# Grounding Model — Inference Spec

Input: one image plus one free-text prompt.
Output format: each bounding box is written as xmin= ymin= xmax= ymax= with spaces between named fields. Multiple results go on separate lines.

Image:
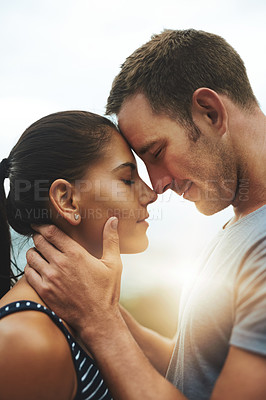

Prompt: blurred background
xmin=1 ymin=0 xmax=265 ymax=337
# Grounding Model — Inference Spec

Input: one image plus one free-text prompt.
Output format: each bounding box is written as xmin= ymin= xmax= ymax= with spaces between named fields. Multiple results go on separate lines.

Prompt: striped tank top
xmin=0 ymin=300 xmax=113 ymax=400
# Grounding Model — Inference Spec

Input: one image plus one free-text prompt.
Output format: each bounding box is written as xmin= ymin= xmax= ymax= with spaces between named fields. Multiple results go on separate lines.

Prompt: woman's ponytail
xmin=0 ymin=158 xmax=11 ymax=298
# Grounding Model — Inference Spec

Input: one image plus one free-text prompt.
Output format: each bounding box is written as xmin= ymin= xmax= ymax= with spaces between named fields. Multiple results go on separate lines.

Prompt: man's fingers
xmin=33 ymin=233 xmax=57 ymax=262
xmin=32 ymin=224 xmax=79 ymax=254
xmin=24 ymin=263 xmax=44 ymax=293
xmin=26 ymin=247 xmax=49 ymax=275
xmin=101 ymin=217 xmax=121 ymax=268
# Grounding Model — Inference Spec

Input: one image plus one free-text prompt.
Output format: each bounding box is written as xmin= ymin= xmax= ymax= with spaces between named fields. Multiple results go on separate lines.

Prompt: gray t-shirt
xmin=166 ymin=205 xmax=266 ymax=400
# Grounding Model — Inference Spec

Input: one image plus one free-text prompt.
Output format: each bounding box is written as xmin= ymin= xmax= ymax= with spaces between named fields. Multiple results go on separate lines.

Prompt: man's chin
xmin=194 ymin=200 xmax=231 ymax=216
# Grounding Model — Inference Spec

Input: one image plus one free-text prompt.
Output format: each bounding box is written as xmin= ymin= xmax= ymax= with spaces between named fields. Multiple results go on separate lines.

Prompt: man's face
xmin=118 ymin=93 xmax=237 ymax=215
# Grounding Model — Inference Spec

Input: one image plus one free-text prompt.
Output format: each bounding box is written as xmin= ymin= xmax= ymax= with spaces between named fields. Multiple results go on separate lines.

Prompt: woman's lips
xmin=137 ymin=213 xmax=149 ymax=223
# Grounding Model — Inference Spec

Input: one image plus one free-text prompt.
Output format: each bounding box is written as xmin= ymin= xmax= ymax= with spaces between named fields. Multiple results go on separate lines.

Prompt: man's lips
xmin=182 ymin=181 xmax=193 ymax=196
xmin=170 ymin=180 xmax=193 ymax=196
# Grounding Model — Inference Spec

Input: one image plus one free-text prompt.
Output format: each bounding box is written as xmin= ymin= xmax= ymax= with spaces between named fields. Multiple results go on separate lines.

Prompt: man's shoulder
xmin=217 ymin=205 xmax=266 ymax=258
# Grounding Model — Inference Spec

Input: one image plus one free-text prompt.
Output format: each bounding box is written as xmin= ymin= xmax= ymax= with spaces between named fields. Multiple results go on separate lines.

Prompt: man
xmin=25 ymin=29 xmax=266 ymax=399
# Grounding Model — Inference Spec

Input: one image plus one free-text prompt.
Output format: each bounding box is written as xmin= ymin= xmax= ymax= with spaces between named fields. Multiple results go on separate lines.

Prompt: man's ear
xmin=49 ymin=179 xmax=80 ymax=226
xmin=191 ymin=88 xmax=228 ymax=137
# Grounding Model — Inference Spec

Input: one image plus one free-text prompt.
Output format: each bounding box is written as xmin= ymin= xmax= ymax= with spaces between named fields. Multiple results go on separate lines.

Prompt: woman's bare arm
xmin=0 ymin=311 xmax=77 ymax=400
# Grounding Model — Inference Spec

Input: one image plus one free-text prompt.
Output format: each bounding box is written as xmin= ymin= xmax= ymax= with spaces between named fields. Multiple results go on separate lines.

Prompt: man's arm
xmin=212 ymin=346 xmax=266 ymax=400
xmin=79 ymin=313 xmax=266 ymax=400
xmin=25 ymin=221 xmax=266 ymax=400
xmin=119 ymin=304 xmax=175 ymax=376
xmin=78 ymin=309 xmax=185 ymax=400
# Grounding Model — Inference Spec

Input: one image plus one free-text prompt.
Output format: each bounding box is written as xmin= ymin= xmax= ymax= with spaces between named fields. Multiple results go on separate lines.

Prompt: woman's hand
xmin=25 ymin=217 xmax=122 ymax=340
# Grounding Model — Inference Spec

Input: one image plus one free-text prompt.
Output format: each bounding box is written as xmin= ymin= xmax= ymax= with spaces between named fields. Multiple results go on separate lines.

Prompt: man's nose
xmin=146 ymin=163 xmax=174 ymax=194
xmin=149 ymin=172 xmax=173 ymax=194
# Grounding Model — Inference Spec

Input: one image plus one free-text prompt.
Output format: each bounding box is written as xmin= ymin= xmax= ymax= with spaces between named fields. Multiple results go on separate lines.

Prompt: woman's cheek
xmin=117 ymin=217 xmax=131 ymax=236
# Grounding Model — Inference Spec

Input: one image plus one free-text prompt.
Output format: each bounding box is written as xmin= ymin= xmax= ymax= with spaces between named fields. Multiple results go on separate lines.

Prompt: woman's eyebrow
xmin=112 ymin=162 xmax=137 ymax=172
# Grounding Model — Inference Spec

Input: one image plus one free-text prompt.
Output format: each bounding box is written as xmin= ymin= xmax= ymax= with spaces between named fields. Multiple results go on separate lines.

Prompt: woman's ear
xmin=191 ymin=88 xmax=228 ymax=137
xmin=49 ymin=179 xmax=80 ymax=226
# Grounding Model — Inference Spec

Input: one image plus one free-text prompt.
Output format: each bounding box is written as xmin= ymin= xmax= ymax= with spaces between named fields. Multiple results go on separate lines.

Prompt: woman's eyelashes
xmin=122 ymin=179 xmax=135 ymax=186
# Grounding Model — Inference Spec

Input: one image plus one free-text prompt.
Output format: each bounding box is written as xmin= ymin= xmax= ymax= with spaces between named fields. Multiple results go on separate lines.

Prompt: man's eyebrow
xmin=112 ymin=162 xmax=137 ymax=172
xmin=138 ymin=140 xmax=158 ymax=155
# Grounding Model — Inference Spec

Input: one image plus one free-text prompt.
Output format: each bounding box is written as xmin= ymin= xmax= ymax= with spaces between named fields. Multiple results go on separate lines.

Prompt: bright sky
xmin=1 ymin=0 xmax=265 ymax=296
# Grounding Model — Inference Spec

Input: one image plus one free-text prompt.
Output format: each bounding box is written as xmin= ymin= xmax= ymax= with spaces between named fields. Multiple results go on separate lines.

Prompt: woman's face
xmin=73 ymin=129 xmax=157 ymax=257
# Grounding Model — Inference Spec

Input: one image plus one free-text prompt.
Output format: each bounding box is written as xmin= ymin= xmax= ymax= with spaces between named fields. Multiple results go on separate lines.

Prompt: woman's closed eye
xmin=122 ymin=179 xmax=135 ymax=186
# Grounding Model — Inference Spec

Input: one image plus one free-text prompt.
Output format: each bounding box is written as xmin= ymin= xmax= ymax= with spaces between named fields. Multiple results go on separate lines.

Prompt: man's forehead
xmin=118 ymin=93 xmax=152 ymax=116
xmin=117 ymin=93 xmax=155 ymax=130
xmin=118 ymin=123 xmax=158 ymax=155
xmin=117 ymin=94 xmax=161 ymax=153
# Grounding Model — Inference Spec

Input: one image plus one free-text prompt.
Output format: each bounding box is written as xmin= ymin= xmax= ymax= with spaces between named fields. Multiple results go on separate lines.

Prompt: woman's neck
xmin=0 ymin=275 xmax=46 ymax=308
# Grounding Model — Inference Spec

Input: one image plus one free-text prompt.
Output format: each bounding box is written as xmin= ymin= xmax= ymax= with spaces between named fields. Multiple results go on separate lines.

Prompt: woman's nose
xmin=139 ymin=181 xmax=158 ymax=206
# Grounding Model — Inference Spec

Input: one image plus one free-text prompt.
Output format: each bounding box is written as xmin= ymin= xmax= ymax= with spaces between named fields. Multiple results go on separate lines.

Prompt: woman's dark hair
xmin=0 ymin=111 xmax=116 ymax=298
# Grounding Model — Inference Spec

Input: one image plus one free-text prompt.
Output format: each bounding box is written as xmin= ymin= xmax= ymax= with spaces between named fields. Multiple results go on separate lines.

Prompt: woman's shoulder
xmin=0 ymin=302 xmax=77 ymax=400
xmin=0 ymin=300 xmax=69 ymax=342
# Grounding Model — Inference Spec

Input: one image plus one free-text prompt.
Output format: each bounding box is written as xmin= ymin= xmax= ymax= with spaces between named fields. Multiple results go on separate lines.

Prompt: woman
xmin=0 ymin=111 xmax=157 ymax=400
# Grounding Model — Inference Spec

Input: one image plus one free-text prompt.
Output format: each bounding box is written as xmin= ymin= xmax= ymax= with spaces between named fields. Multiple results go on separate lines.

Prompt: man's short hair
xmin=106 ymin=29 xmax=258 ymax=136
